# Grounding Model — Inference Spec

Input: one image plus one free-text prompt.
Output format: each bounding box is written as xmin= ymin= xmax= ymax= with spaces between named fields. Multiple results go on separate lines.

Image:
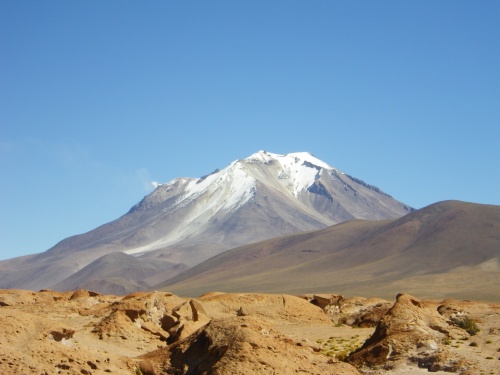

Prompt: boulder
xmin=167 ymin=300 xmax=210 ymax=343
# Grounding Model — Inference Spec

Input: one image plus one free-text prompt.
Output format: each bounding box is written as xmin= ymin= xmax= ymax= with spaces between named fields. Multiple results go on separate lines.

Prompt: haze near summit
xmin=1 ymin=1 xmax=499 ymax=260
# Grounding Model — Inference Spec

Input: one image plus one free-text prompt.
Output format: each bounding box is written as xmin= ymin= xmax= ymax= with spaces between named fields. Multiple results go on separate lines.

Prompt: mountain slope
xmin=0 ymin=151 xmax=411 ymax=292
xmin=158 ymin=201 xmax=500 ymax=301
xmin=50 ymin=252 xmax=188 ymax=295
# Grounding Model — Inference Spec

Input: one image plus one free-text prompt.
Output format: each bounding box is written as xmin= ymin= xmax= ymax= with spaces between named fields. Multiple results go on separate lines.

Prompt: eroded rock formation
xmin=0 ymin=289 xmax=498 ymax=375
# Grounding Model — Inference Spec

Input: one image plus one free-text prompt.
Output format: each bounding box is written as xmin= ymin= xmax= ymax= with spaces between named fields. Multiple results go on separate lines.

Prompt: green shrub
xmin=451 ymin=316 xmax=480 ymax=336
xmin=336 ymin=350 xmax=350 ymax=361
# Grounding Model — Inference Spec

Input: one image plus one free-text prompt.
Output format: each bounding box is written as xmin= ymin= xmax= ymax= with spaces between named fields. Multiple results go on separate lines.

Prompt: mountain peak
xmin=244 ymin=150 xmax=276 ymax=164
xmin=244 ymin=151 xmax=333 ymax=170
xmin=133 ymin=150 xmax=405 ymax=221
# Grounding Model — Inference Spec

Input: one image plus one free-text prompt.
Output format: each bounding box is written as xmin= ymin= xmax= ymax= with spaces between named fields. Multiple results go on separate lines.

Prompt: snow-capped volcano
xmin=123 ymin=150 xmax=411 ymax=257
xmin=0 ymin=151 xmax=412 ymax=293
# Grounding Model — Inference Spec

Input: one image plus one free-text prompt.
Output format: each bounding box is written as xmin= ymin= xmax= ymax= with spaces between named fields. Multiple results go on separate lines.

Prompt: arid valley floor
xmin=0 ymin=289 xmax=498 ymax=375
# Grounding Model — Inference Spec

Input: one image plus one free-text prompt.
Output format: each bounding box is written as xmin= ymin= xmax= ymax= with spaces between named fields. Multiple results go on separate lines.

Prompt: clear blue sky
xmin=1 ymin=1 xmax=499 ymax=260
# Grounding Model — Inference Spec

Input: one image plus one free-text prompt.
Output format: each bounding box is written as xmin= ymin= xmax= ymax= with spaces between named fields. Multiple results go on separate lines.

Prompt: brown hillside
xmin=158 ymin=201 xmax=500 ymax=301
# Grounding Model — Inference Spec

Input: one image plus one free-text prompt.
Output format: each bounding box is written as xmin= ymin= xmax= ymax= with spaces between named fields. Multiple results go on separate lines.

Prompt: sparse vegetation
xmin=236 ymin=306 xmax=246 ymax=316
xmin=451 ymin=316 xmax=480 ymax=336
xmin=319 ymin=335 xmax=364 ymax=361
xmin=469 ymin=341 xmax=478 ymax=347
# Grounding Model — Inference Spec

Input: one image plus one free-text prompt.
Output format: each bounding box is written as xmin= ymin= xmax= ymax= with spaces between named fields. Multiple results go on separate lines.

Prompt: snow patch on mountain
xmin=275 ymin=155 xmax=321 ymax=197
xmin=284 ymin=152 xmax=332 ymax=169
xmin=246 ymin=150 xmax=274 ymax=164
xmin=243 ymin=151 xmax=338 ymax=198
xmin=220 ymin=162 xmax=256 ymax=211
xmin=176 ymin=160 xmax=256 ymax=211
xmin=245 ymin=150 xmax=332 ymax=170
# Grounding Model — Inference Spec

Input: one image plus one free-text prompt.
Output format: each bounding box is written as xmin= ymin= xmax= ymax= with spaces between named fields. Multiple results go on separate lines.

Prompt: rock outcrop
xmin=347 ymin=294 xmax=487 ymax=373
xmin=141 ymin=316 xmax=362 ymax=375
xmin=305 ymin=294 xmax=392 ymax=327
xmin=163 ymin=299 xmax=210 ymax=343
